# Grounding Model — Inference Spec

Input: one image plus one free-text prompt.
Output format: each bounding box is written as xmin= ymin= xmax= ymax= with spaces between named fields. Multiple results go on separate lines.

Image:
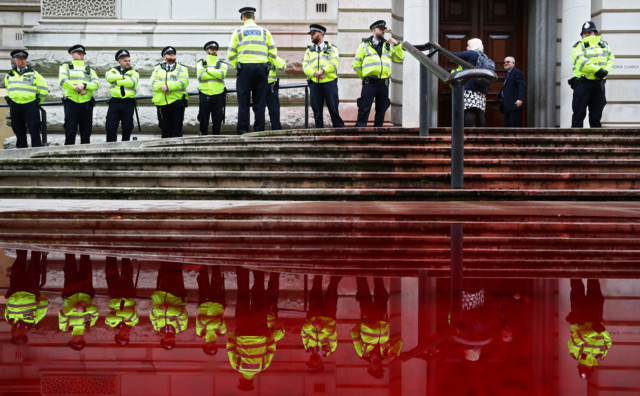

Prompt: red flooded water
xmin=1 ymin=251 xmax=637 ymax=396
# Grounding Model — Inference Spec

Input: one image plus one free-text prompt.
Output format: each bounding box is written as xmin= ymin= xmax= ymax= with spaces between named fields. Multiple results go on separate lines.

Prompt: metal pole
xmin=449 ymin=223 xmax=463 ymax=328
xmin=419 ymin=66 xmax=430 ymax=136
xmin=451 ymin=82 xmax=465 ymax=189
xmin=304 ymin=86 xmax=309 ymax=129
xmin=39 ymin=106 xmax=48 ymax=146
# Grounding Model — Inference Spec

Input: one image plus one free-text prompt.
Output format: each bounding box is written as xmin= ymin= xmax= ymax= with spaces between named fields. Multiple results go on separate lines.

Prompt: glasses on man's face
xmin=504 ymin=61 xmax=512 ymax=64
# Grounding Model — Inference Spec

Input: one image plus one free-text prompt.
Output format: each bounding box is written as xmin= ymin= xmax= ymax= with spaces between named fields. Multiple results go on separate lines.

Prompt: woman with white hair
xmin=453 ymin=38 xmax=489 ymax=127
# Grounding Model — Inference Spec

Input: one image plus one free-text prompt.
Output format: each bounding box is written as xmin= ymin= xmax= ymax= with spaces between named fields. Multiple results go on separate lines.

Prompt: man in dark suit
xmin=499 ymin=56 xmax=526 ymax=127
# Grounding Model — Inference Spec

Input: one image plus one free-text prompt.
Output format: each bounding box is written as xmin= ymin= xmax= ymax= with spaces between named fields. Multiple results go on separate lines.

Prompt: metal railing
xmin=1 ymin=83 xmax=311 ymax=144
xmin=403 ymin=41 xmax=498 ymax=189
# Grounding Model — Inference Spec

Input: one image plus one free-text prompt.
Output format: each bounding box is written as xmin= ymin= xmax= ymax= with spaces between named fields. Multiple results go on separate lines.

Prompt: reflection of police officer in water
xmin=570 ymin=21 xmax=615 ymax=128
xmin=104 ymin=256 xmax=139 ymax=346
xmin=566 ymin=279 xmax=612 ymax=379
xmin=150 ymin=262 xmax=188 ymax=350
xmin=196 ymin=265 xmax=227 ymax=355
xmin=59 ymin=254 xmax=98 ymax=350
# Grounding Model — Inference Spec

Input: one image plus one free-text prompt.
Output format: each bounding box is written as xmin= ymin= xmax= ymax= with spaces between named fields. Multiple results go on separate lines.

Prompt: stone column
xmin=559 ymin=0 xmax=590 ymax=127
xmin=400 ymin=0 xmax=430 ymax=127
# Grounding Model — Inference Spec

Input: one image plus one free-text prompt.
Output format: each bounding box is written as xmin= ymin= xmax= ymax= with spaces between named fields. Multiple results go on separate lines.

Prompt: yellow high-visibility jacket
xmin=301 ymin=315 xmax=337 ymax=356
xmin=303 ymin=43 xmax=339 ymax=83
xmin=571 ymin=35 xmax=614 ymax=80
xmin=58 ymin=293 xmax=99 ymax=336
xmin=150 ymin=63 xmax=189 ymax=106
xmin=105 ymin=297 xmax=139 ymax=328
xmin=353 ymin=38 xmax=404 ymax=80
xmin=4 ymin=291 xmax=48 ymax=325
xmin=197 ymin=55 xmax=228 ymax=96
xmin=58 ymin=60 xmax=99 ymax=103
xmin=149 ymin=291 xmax=188 ymax=333
xmin=568 ymin=323 xmax=612 ymax=366
xmin=105 ymin=66 xmax=139 ymax=99
xmin=4 ymin=67 xmax=48 ymax=104
xmin=227 ymin=328 xmax=285 ymax=379
xmin=268 ymin=56 xmax=286 ymax=84
xmin=196 ymin=301 xmax=227 ymax=343
xmin=352 ymin=320 xmax=403 ymax=359
xmin=228 ymin=19 xmax=277 ymax=67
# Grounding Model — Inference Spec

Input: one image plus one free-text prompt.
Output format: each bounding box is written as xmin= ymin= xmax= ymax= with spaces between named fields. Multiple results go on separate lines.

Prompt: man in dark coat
xmin=499 ymin=56 xmax=526 ymax=127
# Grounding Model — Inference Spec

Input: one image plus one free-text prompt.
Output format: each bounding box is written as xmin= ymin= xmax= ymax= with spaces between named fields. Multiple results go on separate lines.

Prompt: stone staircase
xmin=0 ymin=127 xmax=639 ymax=200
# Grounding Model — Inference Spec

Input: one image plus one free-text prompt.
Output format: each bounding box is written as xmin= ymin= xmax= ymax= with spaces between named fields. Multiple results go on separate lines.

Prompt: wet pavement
xmin=1 ymin=200 xmax=639 ymax=395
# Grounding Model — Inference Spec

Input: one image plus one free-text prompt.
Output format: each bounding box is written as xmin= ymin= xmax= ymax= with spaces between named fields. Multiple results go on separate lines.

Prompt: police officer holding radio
xmin=59 ymin=44 xmax=99 ymax=145
xmin=228 ymin=6 xmax=278 ymax=134
xmin=105 ymin=49 xmax=139 ymax=142
xmin=4 ymin=50 xmax=48 ymax=148
xmin=570 ymin=21 xmax=615 ymax=128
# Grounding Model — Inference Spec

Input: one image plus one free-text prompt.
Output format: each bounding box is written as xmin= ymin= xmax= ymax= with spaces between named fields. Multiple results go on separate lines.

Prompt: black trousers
xmin=572 ymin=79 xmax=606 ymax=128
xmin=266 ymin=82 xmax=282 ymax=130
xmin=6 ymin=250 xmax=42 ymax=298
xmin=235 ymin=267 xmax=279 ymax=336
xmin=309 ymin=80 xmax=344 ymax=128
xmin=63 ymin=100 xmax=93 ymax=145
xmin=197 ymin=265 xmax=225 ymax=305
xmin=156 ymin=262 xmax=186 ymax=299
xmin=464 ymin=108 xmax=486 ymax=127
xmin=9 ymin=100 xmax=41 ymax=148
xmin=236 ymin=63 xmax=268 ymax=134
xmin=355 ymin=277 xmax=389 ymax=322
xmin=157 ymin=101 xmax=185 ymax=138
xmin=504 ymin=109 xmax=522 ymax=127
xmin=62 ymin=254 xmax=95 ymax=298
xmin=355 ymin=78 xmax=390 ymax=127
xmin=307 ymin=275 xmax=340 ymax=320
xmin=105 ymin=257 xmax=135 ymax=299
xmin=105 ymin=99 xmax=135 ymax=142
xmin=198 ymin=92 xmax=225 ymax=135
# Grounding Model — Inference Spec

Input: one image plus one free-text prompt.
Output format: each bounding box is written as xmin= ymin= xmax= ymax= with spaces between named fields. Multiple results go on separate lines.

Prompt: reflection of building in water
xmin=0 ymin=252 xmax=639 ymax=394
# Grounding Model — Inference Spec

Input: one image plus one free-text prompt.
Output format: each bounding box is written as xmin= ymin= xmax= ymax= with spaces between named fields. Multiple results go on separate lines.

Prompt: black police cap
xmin=161 ymin=46 xmax=176 ymax=57
xmin=10 ymin=50 xmax=28 ymax=59
xmin=239 ymin=6 xmax=256 ymax=19
xmin=581 ymin=21 xmax=598 ymax=35
xmin=308 ymin=24 xmax=327 ymax=35
xmin=115 ymin=49 xmax=130 ymax=61
xmin=68 ymin=44 xmax=86 ymax=54
xmin=369 ymin=20 xmax=387 ymax=30
xmin=204 ymin=41 xmax=219 ymax=51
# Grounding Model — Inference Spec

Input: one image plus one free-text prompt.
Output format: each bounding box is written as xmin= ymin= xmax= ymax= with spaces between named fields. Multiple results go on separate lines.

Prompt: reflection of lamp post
xmin=450 ymin=223 xmax=464 ymax=329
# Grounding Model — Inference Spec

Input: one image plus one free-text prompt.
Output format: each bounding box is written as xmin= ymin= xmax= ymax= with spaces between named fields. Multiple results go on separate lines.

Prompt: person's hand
xmin=73 ymin=83 xmax=85 ymax=93
xmin=515 ymin=100 xmax=523 ymax=108
xmin=161 ymin=85 xmax=169 ymax=93
xmin=595 ymin=68 xmax=608 ymax=80
xmin=387 ymin=37 xmax=398 ymax=45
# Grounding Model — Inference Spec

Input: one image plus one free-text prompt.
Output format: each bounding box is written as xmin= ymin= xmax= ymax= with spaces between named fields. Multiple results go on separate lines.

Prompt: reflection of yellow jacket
xmin=105 ymin=298 xmax=139 ymax=328
xmin=568 ymin=323 xmax=612 ymax=366
xmin=4 ymin=291 xmax=48 ymax=325
xmin=301 ymin=315 xmax=337 ymax=356
xmin=58 ymin=293 xmax=98 ymax=336
xmin=149 ymin=291 xmax=188 ymax=333
xmin=352 ymin=320 xmax=403 ymax=359
xmin=227 ymin=328 xmax=285 ymax=379
xmin=196 ymin=302 xmax=227 ymax=343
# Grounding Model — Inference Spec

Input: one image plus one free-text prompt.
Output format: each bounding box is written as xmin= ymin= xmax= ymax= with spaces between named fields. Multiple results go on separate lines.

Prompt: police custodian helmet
xmin=581 ymin=21 xmax=598 ymax=35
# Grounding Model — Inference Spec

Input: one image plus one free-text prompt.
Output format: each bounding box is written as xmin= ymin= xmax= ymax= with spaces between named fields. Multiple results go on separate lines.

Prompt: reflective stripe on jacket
xmin=197 ymin=55 xmax=228 ymax=96
xmin=105 ymin=297 xmax=139 ymax=328
xmin=353 ymin=38 xmax=404 ymax=80
xmin=150 ymin=63 xmax=189 ymax=106
xmin=149 ymin=290 xmax=188 ymax=333
xmin=352 ymin=320 xmax=403 ymax=359
xmin=196 ymin=301 xmax=227 ymax=343
xmin=301 ymin=315 xmax=337 ymax=356
xmin=268 ymin=56 xmax=286 ymax=84
xmin=58 ymin=293 xmax=99 ymax=335
xmin=58 ymin=60 xmax=99 ymax=103
xmin=105 ymin=67 xmax=139 ymax=99
xmin=4 ymin=68 xmax=48 ymax=104
xmin=303 ymin=43 xmax=339 ymax=83
xmin=568 ymin=323 xmax=612 ymax=366
xmin=4 ymin=291 xmax=48 ymax=324
xmin=571 ymin=35 xmax=615 ymax=80
xmin=228 ymin=19 xmax=277 ymax=66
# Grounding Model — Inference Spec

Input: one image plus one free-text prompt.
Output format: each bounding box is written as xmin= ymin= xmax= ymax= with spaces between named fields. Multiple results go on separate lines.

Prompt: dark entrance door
xmin=438 ymin=0 xmax=527 ymax=127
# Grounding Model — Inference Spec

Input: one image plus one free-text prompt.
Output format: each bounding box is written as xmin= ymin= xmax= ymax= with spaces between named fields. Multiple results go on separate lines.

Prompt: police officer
xmin=105 ymin=49 xmax=139 ymax=142
xmin=59 ymin=44 xmax=99 ymax=145
xmin=197 ymin=41 xmax=228 ymax=135
xmin=303 ymin=24 xmax=344 ymax=128
xmin=266 ymin=55 xmax=286 ymax=130
xmin=570 ymin=21 xmax=615 ymax=128
xmin=353 ymin=20 xmax=404 ymax=127
xmin=150 ymin=46 xmax=189 ymax=138
xmin=4 ymin=50 xmax=48 ymax=148
xmin=228 ymin=6 xmax=278 ymax=134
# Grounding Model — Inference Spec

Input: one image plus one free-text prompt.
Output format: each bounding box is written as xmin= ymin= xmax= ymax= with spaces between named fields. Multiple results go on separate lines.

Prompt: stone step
xmin=4 ymin=157 xmax=640 ymax=174
xmin=2 ymin=170 xmax=639 ymax=190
